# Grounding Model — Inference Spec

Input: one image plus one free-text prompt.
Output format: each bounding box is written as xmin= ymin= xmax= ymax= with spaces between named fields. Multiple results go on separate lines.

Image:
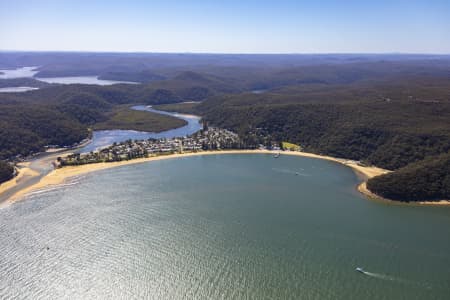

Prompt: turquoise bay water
xmin=1 ymin=154 xmax=449 ymax=299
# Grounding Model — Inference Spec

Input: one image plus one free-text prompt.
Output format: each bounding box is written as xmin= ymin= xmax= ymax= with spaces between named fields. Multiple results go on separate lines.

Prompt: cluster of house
xmin=60 ymin=127 xmax=242 ymax=166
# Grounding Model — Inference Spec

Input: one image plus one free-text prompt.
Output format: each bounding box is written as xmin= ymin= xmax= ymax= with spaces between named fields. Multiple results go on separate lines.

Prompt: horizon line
xmin=1 ymin=49 xmax=450 ymax=56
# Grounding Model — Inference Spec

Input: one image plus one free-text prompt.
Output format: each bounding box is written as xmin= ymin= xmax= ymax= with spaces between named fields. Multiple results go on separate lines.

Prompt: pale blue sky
xmin=1 ymin=0 xmax=449 ymax=53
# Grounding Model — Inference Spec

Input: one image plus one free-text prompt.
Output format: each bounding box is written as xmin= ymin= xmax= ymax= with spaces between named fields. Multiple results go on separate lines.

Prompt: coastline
xmin=357 ymin=182 xmax=450 ymax=206
xmin=0 ymin=138 xmax=93 ymax=206
xmin=0 ymin=162 xmax=39 ymax=196
xmin=2 ymin=149 xmax=450 ymax=206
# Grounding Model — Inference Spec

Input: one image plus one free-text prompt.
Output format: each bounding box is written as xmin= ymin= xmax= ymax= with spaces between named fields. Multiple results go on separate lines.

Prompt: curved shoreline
xmin=0 ymin=137 xmax=94 ymax=206
xmin=2 ymin=150 xmax=450 ymax=206
xmin=0 ymin=162 xmax=39 ymax=196
xmin=357 ymin=182 xmax=450 ymax=206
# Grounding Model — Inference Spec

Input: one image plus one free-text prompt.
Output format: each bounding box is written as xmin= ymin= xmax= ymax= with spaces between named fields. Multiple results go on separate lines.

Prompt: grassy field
xmin=94 ymin=107 xmax=187 ymax=132
xmin=282 ymin=142 xmax=302 ymax=151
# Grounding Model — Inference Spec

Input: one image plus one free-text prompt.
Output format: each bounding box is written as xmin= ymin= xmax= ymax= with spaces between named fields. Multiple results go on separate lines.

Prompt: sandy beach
xmin=2 ymin=149 xmax=450 ymax=206
xmin=0 ymin=146 xmax=88 ymax=206
xmin=0 ymin=163 xmax=39 ymax=196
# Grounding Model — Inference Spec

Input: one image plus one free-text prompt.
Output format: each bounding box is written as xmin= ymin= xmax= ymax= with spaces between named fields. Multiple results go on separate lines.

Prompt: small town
xmin=59 ymin=127 xmax=244 ymax=166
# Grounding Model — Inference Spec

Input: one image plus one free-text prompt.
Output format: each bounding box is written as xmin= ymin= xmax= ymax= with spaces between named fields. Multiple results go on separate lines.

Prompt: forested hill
xmin=0 ymin=161 xmax=14 ymax=184
xmin=1 ymin=54 xmax=450 ymax=201
xmin=0 ymin=103 xmax=87 ymax=159
xmin=367 ymin=153 xmax=450 ymax=202
xmin=0 ymin=66 xmax=245 ymax=159
xmin=196 ymin=90 xmax=450 ymax=170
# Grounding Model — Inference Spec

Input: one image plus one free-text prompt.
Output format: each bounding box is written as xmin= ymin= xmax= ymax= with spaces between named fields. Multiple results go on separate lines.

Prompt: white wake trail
xmin=360 ymin=270 xmax=431 ymax=289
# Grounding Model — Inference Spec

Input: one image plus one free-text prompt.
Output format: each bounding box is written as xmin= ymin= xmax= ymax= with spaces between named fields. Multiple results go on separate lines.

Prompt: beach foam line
xmin=360 ymin=270 xmax=433 ymax=289
xmin=24 ymin=181 xmax=82 ymax=197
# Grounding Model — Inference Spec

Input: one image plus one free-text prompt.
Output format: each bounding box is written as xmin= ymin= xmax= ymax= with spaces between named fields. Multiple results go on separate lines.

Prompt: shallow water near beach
xmin=1 ymin=154 xmax=449 ymax=299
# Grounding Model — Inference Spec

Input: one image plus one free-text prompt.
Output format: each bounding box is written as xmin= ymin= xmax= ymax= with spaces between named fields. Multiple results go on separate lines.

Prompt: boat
xmin=355 ymin=267 xmax=365 ymax=274
xmin=273 ymin=152 xmax=280 ymax=158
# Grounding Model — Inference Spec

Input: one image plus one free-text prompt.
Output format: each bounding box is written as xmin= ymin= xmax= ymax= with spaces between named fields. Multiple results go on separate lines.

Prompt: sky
xmin=1 ymin=0 xmax=449 ymax=54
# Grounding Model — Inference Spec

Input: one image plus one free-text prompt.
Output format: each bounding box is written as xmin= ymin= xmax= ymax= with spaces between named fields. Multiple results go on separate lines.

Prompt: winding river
xmin=79 ymin=106 xmax=202 ymax=153
xmin=0 ymin=107 xmax=201 ymax=204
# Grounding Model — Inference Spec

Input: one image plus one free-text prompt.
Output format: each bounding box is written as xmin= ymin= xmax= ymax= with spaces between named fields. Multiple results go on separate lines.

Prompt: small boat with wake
xmin=355 ymin=267 xmax=365 ymax=274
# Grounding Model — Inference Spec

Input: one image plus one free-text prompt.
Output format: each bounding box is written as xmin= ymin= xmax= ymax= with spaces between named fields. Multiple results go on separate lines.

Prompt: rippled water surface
xmin=1 ymin=154 xmax=449 ymax=299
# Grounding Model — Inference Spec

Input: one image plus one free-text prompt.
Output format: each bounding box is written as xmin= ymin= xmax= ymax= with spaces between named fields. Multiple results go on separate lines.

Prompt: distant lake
xmin=1 ymin=154 xmax=449 ymax=299
xmin=80 ymin=106 xmax=201 ymax=153
xmin=35 ymin=76 xmax=138 ymax=85
xmin=0 ymin=66 xmax=39 ymax=79
xmin=0 ymin=87 xmax=39 ymax=93
xmin=0 ymin=67 xmax=138 ymax=91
